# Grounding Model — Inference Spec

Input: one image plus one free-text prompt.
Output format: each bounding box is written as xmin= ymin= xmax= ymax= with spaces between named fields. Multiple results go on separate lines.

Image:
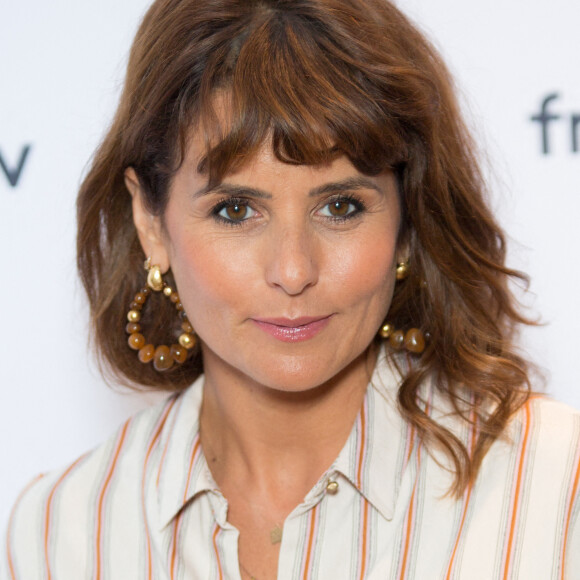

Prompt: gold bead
xmin=146 ymin=265 xmax=164 ymax=292
xmin=127 ymin=309 xmax=141 ymax=323
xmin=179 ymin=333 xmax=196 ymax=350
xmin=326 ymin=481 xmax=339 ymax=494
xmin=379 ymin=323 xmax=394 ymax=339
xmin=396 ymin=261 xmax=409 ymax=281
xmin=163 ymin=286 xmax=173 ymax=297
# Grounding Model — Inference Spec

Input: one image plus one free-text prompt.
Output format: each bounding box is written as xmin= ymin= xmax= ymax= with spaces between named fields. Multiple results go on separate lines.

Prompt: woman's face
xmin=131 ymin=134 xmax=402 ymax=393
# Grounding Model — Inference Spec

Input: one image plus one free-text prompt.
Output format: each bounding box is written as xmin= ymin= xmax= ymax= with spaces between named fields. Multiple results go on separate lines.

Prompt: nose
xmin=264 ymin=222 xmax=319 ymax=295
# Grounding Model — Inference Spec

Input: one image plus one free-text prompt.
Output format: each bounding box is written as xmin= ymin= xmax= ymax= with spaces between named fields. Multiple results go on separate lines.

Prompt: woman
xmin=4 ymin=0 xmax=579 ymax=578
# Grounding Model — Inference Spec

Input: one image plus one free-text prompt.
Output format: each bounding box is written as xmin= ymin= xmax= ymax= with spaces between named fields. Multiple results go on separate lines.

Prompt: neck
xmin=199 ymin=347 xmax=377 ymax=498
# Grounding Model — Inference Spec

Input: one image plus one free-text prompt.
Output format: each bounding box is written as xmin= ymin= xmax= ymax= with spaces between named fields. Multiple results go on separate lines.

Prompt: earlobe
xmin=125 ymin=168 xmax=170 ymax=272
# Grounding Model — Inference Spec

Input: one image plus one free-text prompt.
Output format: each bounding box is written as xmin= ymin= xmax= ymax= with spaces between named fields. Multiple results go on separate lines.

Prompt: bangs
xmin=190 ymin=6 xmax=413 ymax=185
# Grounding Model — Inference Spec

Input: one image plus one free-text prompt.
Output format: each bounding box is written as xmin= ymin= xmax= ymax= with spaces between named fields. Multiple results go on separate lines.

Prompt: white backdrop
xmin=1 ymin=0 xmax=578 ymax=534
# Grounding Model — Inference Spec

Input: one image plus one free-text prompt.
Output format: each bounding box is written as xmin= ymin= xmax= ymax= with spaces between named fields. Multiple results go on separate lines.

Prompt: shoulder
xmin=506 ymin=395 xmax=580 ymax=455
xmin=479 ymin=395 xmax=580 ymax=485
xmin=3 ymin=389 xmax=193 ymax=579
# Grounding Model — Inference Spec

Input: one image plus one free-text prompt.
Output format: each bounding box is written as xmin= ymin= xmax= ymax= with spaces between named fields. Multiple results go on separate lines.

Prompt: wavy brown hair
xmin=77 ymin=0 xmax=532 ymax=494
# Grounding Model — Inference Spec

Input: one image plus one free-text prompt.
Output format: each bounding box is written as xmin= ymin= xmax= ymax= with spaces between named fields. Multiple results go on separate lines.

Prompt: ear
xmin=125 ymin=168 xmax=171 ymax=272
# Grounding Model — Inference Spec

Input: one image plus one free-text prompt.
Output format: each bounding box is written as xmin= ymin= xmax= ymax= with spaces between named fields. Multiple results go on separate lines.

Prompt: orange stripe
xmin=398 ymin=431 xmax=425 ymax=580
xmin=170 ymin=436 xmax=201 ymax=580
xmin=398 ymin=400 xmax=431 ymax=580
xmin=444 ymin=483 xmax=473 ymax=579
xmin=44 ymin=455 xmax=86 ymax=579
xmin=359 ymin=498 xmax=370 ymax=580
xmin=156 ymin=398 xmax=180 ymax=488
xmin=356 ymin=403 xmax=367 ymax=487
xmin=399 ymin=483 xmax=417 ymax=580
xmin=502 ymin=401 xmax=531 ymax=580
xmin=444 ymin=415 xmax=478 ymax=579
xmin=142 ymin=398 xmax=177 ymax=580
xmin=213 ymin=524 xmax=224 ymax=580
xmin=561 ymin=443 xmax=580 ymax=579
xmin=6 ymin=474 xmax=45 ymax=579
xmin=95 ymin=420 xmax=131 ymax=580
xmin=302 ymin=506 xmax=318 ymax=580
xmin=404 ymin=425 xmax=416 ymax=468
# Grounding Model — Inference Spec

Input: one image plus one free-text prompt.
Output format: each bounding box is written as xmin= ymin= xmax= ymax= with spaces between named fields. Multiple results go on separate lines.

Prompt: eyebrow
xmin=194 ymin=176 xmax=383 ymax=199
xmin=308 ymin=176 xmax=383 ymax=197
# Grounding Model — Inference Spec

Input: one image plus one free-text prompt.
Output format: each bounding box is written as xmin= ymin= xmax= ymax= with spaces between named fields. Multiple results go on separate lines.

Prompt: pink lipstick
xmin=251 ymin=316 xmax=332 ymax=342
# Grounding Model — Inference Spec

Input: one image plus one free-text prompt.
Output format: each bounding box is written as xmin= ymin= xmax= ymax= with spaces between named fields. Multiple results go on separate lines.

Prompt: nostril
xmin=265 ymin=232 xmax=319 ymax=295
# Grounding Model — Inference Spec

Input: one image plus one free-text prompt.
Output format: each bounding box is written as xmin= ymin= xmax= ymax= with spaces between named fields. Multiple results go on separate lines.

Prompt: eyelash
xmin=211 ymin=197 xmax=257 ymax=227
xmin=319 ymin=195 xmax=365 ymax=221
xmin=210 ymin=194 xmax=366 ymax=226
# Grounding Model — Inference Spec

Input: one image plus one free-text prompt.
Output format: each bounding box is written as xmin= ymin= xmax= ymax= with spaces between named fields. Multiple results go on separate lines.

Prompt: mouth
xmin=251 ymin=315 xmax=333 ymax=342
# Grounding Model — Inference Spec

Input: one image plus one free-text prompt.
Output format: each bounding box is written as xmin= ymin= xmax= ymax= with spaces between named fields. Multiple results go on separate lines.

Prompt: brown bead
xmin=130 ymin=301 xmax=141 ymax=311
xmin=153 ymin=345 xmax=174 ymax=371
xmin=128 ymin=333 xmax=146 ymax=350
xmin=404 ymin=328 xmax=425 ymax=354
xmin=134 ymin=292 xmax=146 ymax=304
xmin=170 ymin=344 xmax=188 ymax=364
xmin=125 ymin=322 xmax=141 ymax=334
xmin=389 ymin=330 xmax=405 ymax=350
xmin=179 ymin=333 xmax=196 ymax=350
xmin=141 ymin=287 xmax=151 ymax=296
xmin=182 ymin=320 xmax=194 ymax=334
xmin=175 ymin=302 xmax=184 ymax=311
xmin=138 ymin=344 xmax=155 ymax=363
xmin=127 ymin=310 xmax=141 ymax=323
xmin=170 ymin=293 xmax=180 ymax=304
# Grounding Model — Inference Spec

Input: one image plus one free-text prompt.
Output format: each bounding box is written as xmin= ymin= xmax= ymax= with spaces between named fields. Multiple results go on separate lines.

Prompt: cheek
xmin=326 ymin=233 xmax=397 ymax=304
xmin=167 ymin=234 xmax=252 ymax=322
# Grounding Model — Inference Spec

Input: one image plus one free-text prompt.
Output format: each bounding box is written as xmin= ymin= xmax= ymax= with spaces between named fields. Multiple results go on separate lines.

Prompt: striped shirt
xmin=3 ymin=353 xmax=580 ymax=579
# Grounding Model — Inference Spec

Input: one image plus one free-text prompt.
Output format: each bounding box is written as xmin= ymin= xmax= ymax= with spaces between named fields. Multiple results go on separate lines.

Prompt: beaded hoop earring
xmin=379 ymin=323 xmax=425 ymax=354
xmin=126 ymin=259 xmax=197 ymax=372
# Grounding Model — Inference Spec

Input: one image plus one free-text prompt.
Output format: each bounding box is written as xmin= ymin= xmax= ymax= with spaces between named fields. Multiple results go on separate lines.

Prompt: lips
xmin=251 ymin=315 xmax=333 ymax=342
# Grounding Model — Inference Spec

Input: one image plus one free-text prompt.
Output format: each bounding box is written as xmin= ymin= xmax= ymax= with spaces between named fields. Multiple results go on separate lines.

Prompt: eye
xmin=318 ymin=197 xmax=363 ymax=219
xmin=216 ymin=200 xmax=256 ymax=223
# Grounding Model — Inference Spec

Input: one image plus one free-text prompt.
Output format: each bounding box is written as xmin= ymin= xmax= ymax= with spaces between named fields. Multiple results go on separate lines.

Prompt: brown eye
xmin=217 ymin=201 xmax=255 ymax=223
xmin=225 ymin=203 xmax=248 ymax=221
xmin=328 ymin=201 xmax=350 ymax=217
xmin=319 ymin=198 xmax=361 ymax=219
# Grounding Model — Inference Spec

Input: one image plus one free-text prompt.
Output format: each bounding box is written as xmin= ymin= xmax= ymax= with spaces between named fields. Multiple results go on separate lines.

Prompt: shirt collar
xmin=156 ymin=348 xmax=411 ymax=528
xmin=332 ymin=350 xmax=411 ymax=521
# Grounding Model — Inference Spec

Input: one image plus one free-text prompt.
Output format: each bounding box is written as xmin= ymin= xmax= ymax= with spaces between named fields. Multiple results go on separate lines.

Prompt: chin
xmin=248 ymin=349 xmax=365 ymax=394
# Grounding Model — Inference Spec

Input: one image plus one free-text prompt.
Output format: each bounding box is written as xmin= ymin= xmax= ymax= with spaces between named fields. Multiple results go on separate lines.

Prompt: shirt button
xmin=326 ymin=480 xmax=339 ymax=494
